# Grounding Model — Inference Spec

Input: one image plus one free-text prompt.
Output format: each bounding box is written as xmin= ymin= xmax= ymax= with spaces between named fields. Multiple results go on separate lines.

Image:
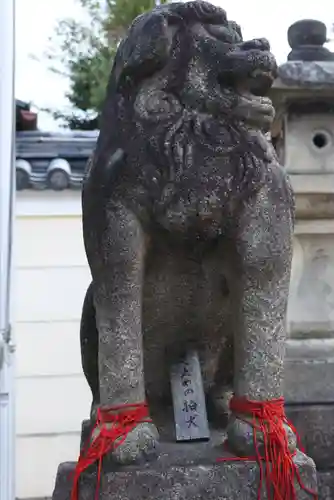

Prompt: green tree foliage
xmin=46 ymin=0 xmax=168 ymax=129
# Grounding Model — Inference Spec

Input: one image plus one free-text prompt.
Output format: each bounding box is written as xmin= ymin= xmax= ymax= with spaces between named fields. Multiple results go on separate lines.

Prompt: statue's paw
xmin=111 ymin=422 xmax=160 ymax=465
xmin=226 ymin=415 xmax=297 ymax=456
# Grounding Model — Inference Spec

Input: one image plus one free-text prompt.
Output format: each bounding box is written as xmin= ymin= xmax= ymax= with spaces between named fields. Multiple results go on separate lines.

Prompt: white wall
xmin=14 ymin=191 xmax=92 ymax=499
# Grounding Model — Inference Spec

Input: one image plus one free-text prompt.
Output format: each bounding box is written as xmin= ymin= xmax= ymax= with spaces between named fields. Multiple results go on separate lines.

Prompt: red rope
xmin=218 ymin=396 xmax=318 ymax=500
xmin=71 ymin=402 xmax=151 ymax=500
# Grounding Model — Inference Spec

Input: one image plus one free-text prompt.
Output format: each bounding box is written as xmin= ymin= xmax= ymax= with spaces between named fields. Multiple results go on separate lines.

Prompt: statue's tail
xmin=80 ymin=282 xmax=100 ymax=409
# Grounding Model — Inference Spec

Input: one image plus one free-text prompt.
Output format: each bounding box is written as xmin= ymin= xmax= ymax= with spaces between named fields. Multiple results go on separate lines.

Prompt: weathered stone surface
xmin=53 ymin=443 xmax=317 ymax=500
xmin=80 ymin=0 xmax=296 ymax=463
xmin=284 ymin=340 xmax=334 ymax=403
xmin=81 ymin=404 xmax=334 ymax=476
xmin=285 ymin=359 xmax=334 ymax=403
xmin=286 ymin=405 xmax=334 ymax=469
xmin=81 ymin=404 xmax=334 ymax=473
xmin=50 ymin=6 xmax=324 ymax=500
xmin=286 ymin=340 xmax=334 ymax=360
xmin=278 ymin=61 xmax=334 ymax=86
xmin=287 ymin=20 xmax=327 ymax=50
xmin=317 ymin=471 xmax=334 ymax=500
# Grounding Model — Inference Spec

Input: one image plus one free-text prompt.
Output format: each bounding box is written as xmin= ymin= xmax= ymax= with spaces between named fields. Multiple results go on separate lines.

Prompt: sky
xmin=15 ymin=0 xmax=334 ymax=131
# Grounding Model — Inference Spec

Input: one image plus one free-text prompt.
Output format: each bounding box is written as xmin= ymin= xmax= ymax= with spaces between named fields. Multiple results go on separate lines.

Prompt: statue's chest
xmin=153 ymin=150 xmax=261 ymax=230
xmin=153 ymin=173 xmax=238 ymax=238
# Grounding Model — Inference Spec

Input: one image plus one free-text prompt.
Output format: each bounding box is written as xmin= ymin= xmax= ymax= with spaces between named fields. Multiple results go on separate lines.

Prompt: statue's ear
xmin=114 ymin=12 xmax=174 ymax=90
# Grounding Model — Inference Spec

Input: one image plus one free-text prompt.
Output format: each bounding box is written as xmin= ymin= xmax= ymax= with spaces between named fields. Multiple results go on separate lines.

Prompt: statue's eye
xmin=227 ymin=21 xmax=243 ymax=42
xmin=205 ymin=24 xmax=241 ymax=44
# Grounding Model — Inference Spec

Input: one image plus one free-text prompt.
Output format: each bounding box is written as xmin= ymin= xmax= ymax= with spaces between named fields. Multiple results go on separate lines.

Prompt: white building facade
xmin=14 ymin=191 xmax=91 ymax=499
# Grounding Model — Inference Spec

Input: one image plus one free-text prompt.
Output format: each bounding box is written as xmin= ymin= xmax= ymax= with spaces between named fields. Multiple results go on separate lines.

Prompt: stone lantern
xmin=270 ymin=19 xmax=334 ymax=497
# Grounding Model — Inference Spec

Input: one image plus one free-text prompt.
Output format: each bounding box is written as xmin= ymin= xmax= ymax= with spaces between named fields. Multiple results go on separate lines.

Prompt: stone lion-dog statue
xmin=79 ymin=0 xmax=296 ymax=464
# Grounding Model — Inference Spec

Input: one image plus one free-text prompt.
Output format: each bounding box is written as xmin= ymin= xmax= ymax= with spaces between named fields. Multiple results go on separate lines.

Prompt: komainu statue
xmin=80 ymin=0 xmax=296 ymax=466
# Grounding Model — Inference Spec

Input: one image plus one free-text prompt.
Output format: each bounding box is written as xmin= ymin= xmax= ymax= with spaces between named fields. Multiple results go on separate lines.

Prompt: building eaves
xmin=15 ymin=130 xmax=98 ymax=191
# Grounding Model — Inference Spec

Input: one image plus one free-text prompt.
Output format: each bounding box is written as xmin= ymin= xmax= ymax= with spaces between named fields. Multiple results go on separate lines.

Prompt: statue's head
xmin=110 ymin=0 xmax=277 ymax=128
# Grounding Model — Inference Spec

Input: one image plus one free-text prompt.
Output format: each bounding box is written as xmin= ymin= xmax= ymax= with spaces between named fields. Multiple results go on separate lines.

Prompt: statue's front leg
xmin=227 ymin=167 xmax=296 ymax=456
xmin=87 ymin=203 xmax=159 ymax=464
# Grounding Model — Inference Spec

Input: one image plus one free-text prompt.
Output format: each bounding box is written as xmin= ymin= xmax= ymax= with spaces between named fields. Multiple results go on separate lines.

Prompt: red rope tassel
xmin=218 ymin=396 xmax=318 ymax=500
xmin=71 ymin=402 xmax=151 ymax=500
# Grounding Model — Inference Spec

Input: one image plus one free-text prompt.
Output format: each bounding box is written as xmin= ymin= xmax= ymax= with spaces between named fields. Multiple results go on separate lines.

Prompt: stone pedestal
xmin=285 ymin=339 xmax=334 ymax=477
xmin=317 ymin=472 xmax=334 ymax=500
xmin=53 ymin=434 xmax=317 ymax=500
xmin=270 ymin=42 xmax=334 ymax=497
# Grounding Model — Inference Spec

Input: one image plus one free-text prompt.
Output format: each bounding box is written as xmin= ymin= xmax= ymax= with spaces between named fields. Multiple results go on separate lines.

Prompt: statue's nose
xmin=239 ymin=38 xmax=271 ymax=52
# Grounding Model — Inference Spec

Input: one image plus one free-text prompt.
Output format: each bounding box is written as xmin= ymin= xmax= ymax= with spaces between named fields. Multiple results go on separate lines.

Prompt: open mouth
xmin=219 ymin=68 xmax=275 ymax=97
xmin=218 ymin=67 xmax=276 ymax=127
xmin=217 ymin=60 xmax=276 ymax=123
xmin=247 ymin=69 xmax=276 ymax=96
xmin=235 ymin=70 xmax=275 ymax=107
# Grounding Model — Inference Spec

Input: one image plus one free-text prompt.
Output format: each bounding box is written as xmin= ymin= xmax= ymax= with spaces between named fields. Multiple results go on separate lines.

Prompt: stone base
xmin=284 ymin=340 xmax=334 ymax=404
xmin=286 ymin=404 xmax=334 ymax=469
xmin=318 ymin=471 xmax=334 ymax=499
xmin=53 ymin=438 xmax=317 ymax=500
xmin=79 ymin=404 xmax=334 ymax=471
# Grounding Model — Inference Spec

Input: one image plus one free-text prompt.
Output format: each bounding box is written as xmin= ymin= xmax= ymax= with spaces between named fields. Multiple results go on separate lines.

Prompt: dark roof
xmin=15 ymin=130 xmax=98 ymax=191
xmin=16 ymin=99 xmax=30 ymax=110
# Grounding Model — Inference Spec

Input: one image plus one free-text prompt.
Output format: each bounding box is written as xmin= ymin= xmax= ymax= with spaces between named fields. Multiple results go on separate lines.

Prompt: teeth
xmin=251 ymin=69 xmax=263 ymax=78
xmin=240 ymin=92 xmax=261 ymax=101
xmin=239 ymin=92 xmax=272 ymax=105
xmin=250 ymin=69 xmax=273 ymax=79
